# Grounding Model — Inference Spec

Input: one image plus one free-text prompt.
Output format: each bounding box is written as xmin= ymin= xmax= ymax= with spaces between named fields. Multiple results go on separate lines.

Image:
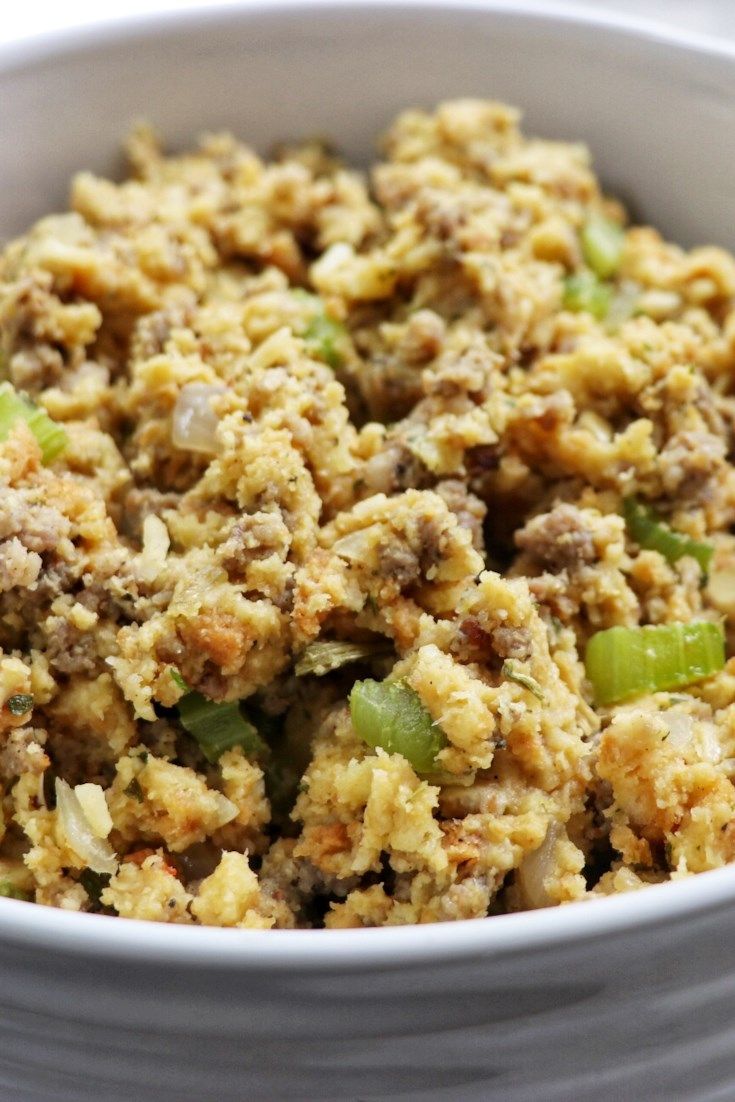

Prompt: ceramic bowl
xmin=2 ymin=4 xmax=735 ymax=1100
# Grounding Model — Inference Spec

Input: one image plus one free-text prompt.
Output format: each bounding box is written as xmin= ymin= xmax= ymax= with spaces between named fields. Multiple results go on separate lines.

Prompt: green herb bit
xmin=502 ymin=661 xmax=546 ymax=702
xmin=562 ymin=271 xmax=611 ymax=320
xmin=0 ymin=880 xmax=30 ymax=901
xmin=581 ymin=212 xmax=625 ymax=279
xmin=304 ymin=313 xmax=347 ymax=369
xmin=623 ymin=497 xmax=713 ymax=576
xmin=585 ymin=621 xmax=725 ymax=706
xmin=5 ymin=693 xmax=34 ymax=716
xmin=349 ymin=679 xmax=447 ymax=774
xmin=295 ymin=640 xmax=391 ymax=677
xmin=169 ymin=668 xmax=189 ymax=692
xmin=79 ymin=869 xmax=111 ymax=905
xmin=124 ymin=777 xmax=144 ymax=802
xmin=0 ymin=382 xmax=68 ymax=463
xmin=177 ymin=692 xmax=266 ymax=764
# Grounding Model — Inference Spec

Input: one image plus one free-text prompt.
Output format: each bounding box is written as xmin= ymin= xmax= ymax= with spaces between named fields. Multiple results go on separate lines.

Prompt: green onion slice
xmin=5 ymin=693 xmax=34 ymax=716
xmin=624 ymin=497 xmax=713 ymax=575
xmin=0 ymin=880 xmax=30 ymax=901
xmin=0 ymin=382 xmax=68 ymax=463
xmin=295 ymin=640 xmax=391 ymax=677
xmin=581 ymin=212 xmax=625 ymax=279
xmin=349 ymin=679 xmax=447 ymax=773
xmin=562 ymin=271 xmax=611 ymax=320
xmin=585 ymin=621 xmax=725 ymax=706
xmin=177 ymin=693 xmax=266 ymax=763
xmin=502 ymin=661 xmax=545 ymax=702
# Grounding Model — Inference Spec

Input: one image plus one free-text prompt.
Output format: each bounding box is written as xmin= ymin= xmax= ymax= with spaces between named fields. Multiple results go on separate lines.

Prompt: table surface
xmin=1 ymin=0 xmax=734 ymax=47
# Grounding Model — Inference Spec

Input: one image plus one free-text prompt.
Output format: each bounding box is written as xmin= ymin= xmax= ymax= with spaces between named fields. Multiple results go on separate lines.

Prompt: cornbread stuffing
xmin=2 ymin=99 xmax=735 ymax=928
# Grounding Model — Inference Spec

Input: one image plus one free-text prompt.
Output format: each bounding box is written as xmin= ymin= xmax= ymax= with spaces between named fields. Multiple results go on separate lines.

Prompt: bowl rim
xmin=3 ymin=0 xmax=735 ymax=970
xmin=3 ymin=0 xmax=735 ymax=71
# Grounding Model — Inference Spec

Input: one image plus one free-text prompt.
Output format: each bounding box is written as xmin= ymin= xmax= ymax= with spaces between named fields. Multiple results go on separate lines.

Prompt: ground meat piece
xmin=0 ymin=538 xmax=42 ymax=592
xmin=490 ymin=625 xmax=532 ymax=660
xmin=122 ymin=487 xmax=181 ymax=541
xmin=453 ymin=617 xmax=531 ymax=663
xmin=414 ymin=191 xmax=467 ymax=243
xmin=272 ymin=575 xmax=295 ymax=613
xmin=396 ymin=309 xmax=445 ymax=365
xmin=45 ymin=621 xmax=98 ymax=674
xmin=457 ymin=618 xmax=493 ymax=652
xmin=423 ymin=343 xmax=497 ymax=399
xmin=7 ymin=346 xmax=66 ymax=392
xmin=131 ymin=311 xmax=174 ymax=360
xmin=435 ymin=480 xmax=486 ymax=551
xmin=466 ymin=443 xmax=501 ymax=475
xmin=0 ymin=726 xmax=48 ymax=782
xmin=658 ymin=430 xmax=726 ymax=503
xmin=192 ymin=668 xmax=231 ymax=702
xmin=415 ymin=513 xmax=446 ymax=573
xmin=361 ymin=443 xmax=430 ymax=496
xmin=0 ymin=489 xmax=71 ymax=554
xmin=377 ymin=539 xmax=421 ymax=588
xmin=33 ymin=561 xmax=80 ymax=601
xmin=515 ymin=504 xmax=596 ymax=571
xmin=527 ymin=573 xmax=579 ymax=621
xmin=219 ymin=513 xmax=289 ymax=579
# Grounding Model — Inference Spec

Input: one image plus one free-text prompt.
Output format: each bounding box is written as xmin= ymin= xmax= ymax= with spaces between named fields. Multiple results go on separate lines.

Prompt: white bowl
xmin=3 ymin=5 xmax=735 ymax=1100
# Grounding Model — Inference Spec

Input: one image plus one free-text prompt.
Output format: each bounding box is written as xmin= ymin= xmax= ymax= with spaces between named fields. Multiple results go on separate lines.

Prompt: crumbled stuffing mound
xmin=2 ymin=100 xmax=735 ymax=926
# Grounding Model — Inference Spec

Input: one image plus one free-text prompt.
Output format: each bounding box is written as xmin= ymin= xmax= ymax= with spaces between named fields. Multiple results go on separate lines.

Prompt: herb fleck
xmin=124 ymin=778 xmax=144 ymax=802
xmin=6 ymin=693 xmax=34 ymax=716
xmin=501 ymin=661 xmax=546 ymax=702
xmin=170 ymin=668 xmax=189 ymax=692
xmin=79 ymin=869 xmax=111 ymax=905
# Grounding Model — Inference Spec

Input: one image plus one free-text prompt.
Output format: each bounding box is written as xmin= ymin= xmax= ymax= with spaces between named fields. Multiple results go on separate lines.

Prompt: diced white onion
xmin=707 ymin=564 xmax=735 ymax=614
xmin=138 ymin=514 xmax=170 ymax=583
xmin=637 ymin=289 xmax=682 ymax=320
xmin=74 ymin=783 xmax=113 ymax=839
xmin=212 ymin=792 xmax=239 ymax=827
xmin=517 ymin=822 xmax=561 ymax=910
xmin=332 ymin=526 xmax=379 ymax=563
xmin=664 ymin=711 xmax=694 ymax=751
xmin=55 ymin=778 xmax=118 ymax=875
xmin=312 ymin=242 xmax=353 ymax=277
xmin=171 ymin=384 xmax=226 ymax=454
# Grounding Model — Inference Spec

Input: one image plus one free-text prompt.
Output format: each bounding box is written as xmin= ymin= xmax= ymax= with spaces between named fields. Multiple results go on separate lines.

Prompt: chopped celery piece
xmin=502 ymin=661 xmax=545 ymax=702
xmin=293 ymin=289 xmax=347 ymax=368
xmin=177 ymin=692 xmax=266 ymax=763
xmin=585 ymin=622 xmax=725 ymax=706
xmin=624 ymin=498 xmax=713 ymax=575
xmin=349 ymin=679 xmax=447 ymax=773
xmin=0 ymin=881 xmax=30 ymax=901
xmin=0 ymin=382 xmax=67 ymax=463
xmin=295 ymin=640 xmax=391 ymax=677
xmin=562 ymin=271 xmax=611 ymax=320
xmin=581 ymin=212 xmax=625 ymax=279
xmin=304 ymin=313 xmax=347 ymax=369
